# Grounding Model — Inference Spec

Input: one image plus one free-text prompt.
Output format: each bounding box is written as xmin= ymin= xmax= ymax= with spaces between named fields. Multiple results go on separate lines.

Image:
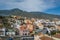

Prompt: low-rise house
xmin=35 ymin=27 xmax=52 ymax=36
xmin=40 ymin=36 xmax=53 ymax=40
xmin=56 ymin=21 xmax=60 ymax=25
xmin=24 ymin=19 xmax=32 ymax=24
xmin=11 ymin=19 xmax=21 ymax=29
xmin=42 ymin=22 xmax=55 ymax=29
xmin=34 ymin=32 xmax=54 ymax=40
xmin=54 ymin=33 xmax=60 ymax=38
xmin=19 ymin=24 xmax=30 ymax=36
xmin=6 ymin=29 xmax=15 ymax=36
xmin=0 ymin=28 xmax=5 ymax=36
xmin=26 ymin=24 xmax=34 ymax=33
xmin=21 ymin=30 xmax=29 ymax=36
xmin=37 ymin=23 xmax=44 ymax=29
xmin=34 ymin=20 xmax=44 ymax=30
xmin=34 ymin=33 xmax=44 ymax=40
xmin=56 ymin=25 xmax=60 ymax=31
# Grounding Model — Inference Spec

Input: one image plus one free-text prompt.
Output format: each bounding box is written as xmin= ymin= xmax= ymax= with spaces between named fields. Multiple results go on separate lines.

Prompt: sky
xmin=0 ymin=0 xmax=60 ymax=15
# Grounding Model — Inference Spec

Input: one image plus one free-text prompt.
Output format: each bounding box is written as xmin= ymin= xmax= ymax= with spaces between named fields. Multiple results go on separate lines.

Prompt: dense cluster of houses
xmin=0 ymin=15 xmax=60 ymax=40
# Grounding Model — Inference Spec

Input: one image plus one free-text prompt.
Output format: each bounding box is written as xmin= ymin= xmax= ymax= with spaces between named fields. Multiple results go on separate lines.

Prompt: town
xmin=0 ymin=15 xmax=60 ymax=40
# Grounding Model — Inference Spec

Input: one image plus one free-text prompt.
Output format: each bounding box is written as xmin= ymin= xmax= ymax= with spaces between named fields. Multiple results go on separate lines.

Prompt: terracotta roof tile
xmin=54 ymin=33 xmax=60 ymax=38
xmin=40 ymin=36 xmax=54 ymax=40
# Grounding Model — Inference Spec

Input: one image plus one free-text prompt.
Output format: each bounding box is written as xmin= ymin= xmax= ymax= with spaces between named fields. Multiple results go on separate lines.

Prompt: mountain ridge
xmin=0 ymin=8 xmax=60 ymax=19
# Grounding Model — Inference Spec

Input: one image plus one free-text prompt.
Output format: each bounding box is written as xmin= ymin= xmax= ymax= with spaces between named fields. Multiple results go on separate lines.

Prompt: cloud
xmin=0 ymin=0 xmax=24 ymax=2
xmin=0 ymin=0 xmax=60 ymax=12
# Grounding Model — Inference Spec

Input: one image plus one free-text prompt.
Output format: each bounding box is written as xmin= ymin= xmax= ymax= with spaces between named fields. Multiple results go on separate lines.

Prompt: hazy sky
xmin=0 ymin=0 xmax=60 ymax=15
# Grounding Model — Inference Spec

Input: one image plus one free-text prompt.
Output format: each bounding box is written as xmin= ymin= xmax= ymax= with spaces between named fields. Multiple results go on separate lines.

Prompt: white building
xmin=20 ymin=30 xmax=30 ymax=36
xmin=11 ymin=19 xmax=21 ymax=29
xmin=0 ymin=28 xmax=5 ymax=36
xmin=6 ymin=29 xmax=15 ymax=36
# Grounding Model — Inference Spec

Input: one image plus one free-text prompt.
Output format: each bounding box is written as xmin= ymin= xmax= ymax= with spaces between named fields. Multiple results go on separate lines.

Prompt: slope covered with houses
xmin=0 ymin=15 xmax=60 ymax=40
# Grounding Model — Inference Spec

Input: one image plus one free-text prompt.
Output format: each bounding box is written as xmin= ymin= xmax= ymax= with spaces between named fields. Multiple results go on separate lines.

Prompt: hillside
xmin=0 ymin=8 xmax=60 ymax=19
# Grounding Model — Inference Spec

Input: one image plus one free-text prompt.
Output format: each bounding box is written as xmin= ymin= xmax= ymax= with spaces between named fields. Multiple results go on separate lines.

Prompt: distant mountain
xmin=0 ymin=8 xmax=60 ymax=19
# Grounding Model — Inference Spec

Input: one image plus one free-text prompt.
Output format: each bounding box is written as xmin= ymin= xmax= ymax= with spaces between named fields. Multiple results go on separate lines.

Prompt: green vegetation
xmin=0 ymin=8 xmax=60 ymax=20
